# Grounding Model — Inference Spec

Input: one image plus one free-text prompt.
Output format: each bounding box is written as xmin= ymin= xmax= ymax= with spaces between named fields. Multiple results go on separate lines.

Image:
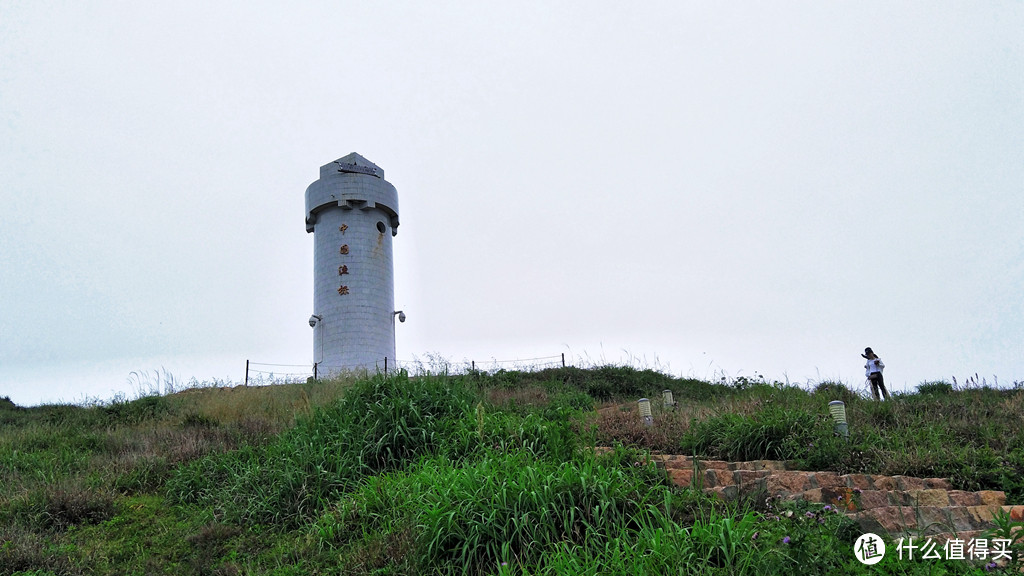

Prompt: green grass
xmin=2 ymin=368 xmax=1023 ymax=574
xmin=312 ymin=450 xmax=669 ymax=574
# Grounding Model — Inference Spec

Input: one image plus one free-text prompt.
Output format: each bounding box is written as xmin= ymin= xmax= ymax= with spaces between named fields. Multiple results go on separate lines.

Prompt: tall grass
xmin=3 ymin=366 xmax=1024 ymax=575
xmin=166 ymin=373 xmax=479 ymax=526
xmin=313 ymin=451 xmax=670 ymax=574
xmin=682 ymin=409 xmax=821 ymax=462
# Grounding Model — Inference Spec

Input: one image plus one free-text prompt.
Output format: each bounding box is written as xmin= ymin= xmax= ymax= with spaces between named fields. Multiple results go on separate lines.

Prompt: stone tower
xmin=305 ymin=153 xmax=401 ymax=373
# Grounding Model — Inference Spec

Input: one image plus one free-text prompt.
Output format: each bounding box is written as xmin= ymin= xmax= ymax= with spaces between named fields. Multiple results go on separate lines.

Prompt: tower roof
xmin=306 ymin=153 xmax=399 ymax=234
xmin=320 ymin=152 xmax=383 ymax=179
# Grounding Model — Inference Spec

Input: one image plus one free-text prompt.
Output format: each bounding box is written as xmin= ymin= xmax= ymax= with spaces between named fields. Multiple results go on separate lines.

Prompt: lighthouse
xmin=305 ymin=153 xmax=402 ymax=374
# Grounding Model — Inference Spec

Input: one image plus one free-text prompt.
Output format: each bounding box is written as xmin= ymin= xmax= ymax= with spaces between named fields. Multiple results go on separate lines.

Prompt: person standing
xmin=862 ymin=347 xmax=889 ymax=400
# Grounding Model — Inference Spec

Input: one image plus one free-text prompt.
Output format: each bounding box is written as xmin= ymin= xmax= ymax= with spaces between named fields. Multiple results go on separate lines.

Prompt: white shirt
xmin=865 ymin=358 xmax=884 ymax=377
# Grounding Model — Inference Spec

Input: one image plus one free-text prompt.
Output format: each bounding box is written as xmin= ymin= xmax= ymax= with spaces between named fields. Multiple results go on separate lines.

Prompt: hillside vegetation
xmin=3 ymin=367 xmax=1024 ymax=575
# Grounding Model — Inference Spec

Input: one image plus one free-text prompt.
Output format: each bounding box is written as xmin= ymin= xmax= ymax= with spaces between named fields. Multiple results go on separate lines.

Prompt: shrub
xmin=916 ymin=381 xmax=955 ymax=395
xmin=545 ymin=388 xmax=594 ymax=415
xmin=0 ymin=527 xmax=77 ymax=575
xmin=5 ymin=483 xmax=119 ymax=532
xmin=180 ymin=412 xmax=217 ymax=429
xmin=102 ymin=395 xmax=172 ymax=425
xmin=594 ymin=403 xmax=693 ymax=452
xmin=185 ymin=522 xmax=243 ymax=574
xmin=578 ymin=366 xmax=675 ymax=401
xmin=811 ymin=381 xmax=859 ymax=405
xmin=43 ymin=484 xmax=118 ymax=530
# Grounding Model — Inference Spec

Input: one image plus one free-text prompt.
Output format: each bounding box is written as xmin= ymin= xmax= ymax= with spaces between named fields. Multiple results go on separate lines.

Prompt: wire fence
xmin=245 ymin=361 xmax=317 ymax=384
xmin=243 ymin=353 xmax=569 ymax=386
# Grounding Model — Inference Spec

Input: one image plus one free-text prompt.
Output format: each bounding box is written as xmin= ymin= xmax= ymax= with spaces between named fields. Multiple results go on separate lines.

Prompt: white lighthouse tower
xmin=305 ymin=153 xmax=402 ymax=374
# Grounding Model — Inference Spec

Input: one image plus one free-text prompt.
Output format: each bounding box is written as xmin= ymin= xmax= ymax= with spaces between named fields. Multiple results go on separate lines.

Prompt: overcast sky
xmin=2 ymin=2 xmax=1022 ymax=406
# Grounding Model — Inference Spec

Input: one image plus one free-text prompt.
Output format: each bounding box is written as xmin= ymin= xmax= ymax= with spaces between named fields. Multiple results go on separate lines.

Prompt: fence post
xmin=245 ymin=360 xmax=249 ymax=387
xmin=562 ymin=353 xmax=565 ymax=368
xmin=472 ymin=360 xmax=475 ymax=371
xmin=313 ymin=362 xmax=317 ymax=380
xmin=384 ymin=357 xmax=388 ymax=375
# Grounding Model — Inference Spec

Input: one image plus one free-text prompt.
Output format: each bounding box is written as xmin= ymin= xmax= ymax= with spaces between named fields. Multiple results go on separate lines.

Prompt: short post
xmin=245 ymin=360 xmax=249 ymax=387
xmin=384 ymin=356 xmax=388 ymax=375
xmin=472 ymin=360 xmax=475 ymax=371
xmin=662 ymin=389 xmax=676 ymax=409
xmin=313 ymin=362 xmax=318 ymax=380
xmin=828 ymin=400 xmax=849 ymax=440
xmin=638 ymin=398 xmax=654 ymax=426
xmin=561 ymin=352 xmax=565 ymax=368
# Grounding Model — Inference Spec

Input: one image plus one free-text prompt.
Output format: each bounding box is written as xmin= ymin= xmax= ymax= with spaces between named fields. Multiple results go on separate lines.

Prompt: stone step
xmin=927 ymin=521 xmax=1024 ymax=546
xmin=1005 ymin=505 xmax=1024 ymax=522
xmin=654 ymin=455 xmax=792 ymax=472
xmin=666 ymin=466 xmax=959 ymax=497
xmin=669 ymin=470 xmax=1005 ymax=512
xmin=849 ymin=505 xmax=1012 ymax=537
xmin=914 ymin=529 xmax=986 ymax=547
xmin=600 ymin=450 xmax=1019 ymax=540
xmin=790 ymin=487 xmax=1005 ymax=510
xmin=694 ymin=483 xmax=1006 ymax=512
xmin=649 ymin=452 xmax=1017 ymax=542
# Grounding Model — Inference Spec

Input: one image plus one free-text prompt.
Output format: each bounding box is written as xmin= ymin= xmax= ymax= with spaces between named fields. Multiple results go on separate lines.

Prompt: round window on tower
xmin=376 ymin=221 xmax=386 ymax=233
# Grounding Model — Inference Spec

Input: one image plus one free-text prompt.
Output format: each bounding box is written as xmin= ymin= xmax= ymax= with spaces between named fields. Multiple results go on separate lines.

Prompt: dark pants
xmin=869 ymin=373 xmax=889 ymax=400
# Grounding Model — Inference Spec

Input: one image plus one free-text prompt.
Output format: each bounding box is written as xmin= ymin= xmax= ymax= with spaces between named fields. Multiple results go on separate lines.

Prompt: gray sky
xmin=2 ymin=2 xmax=1022 ymax=406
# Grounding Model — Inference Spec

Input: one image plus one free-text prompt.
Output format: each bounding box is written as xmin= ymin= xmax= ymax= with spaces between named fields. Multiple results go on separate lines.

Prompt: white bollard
xmin=662 ymin=389 xmax=676 ymax=409
xmin=828 ymin=400 xmax=849 ymax=439
xmin=638 ymin=398 xmax=654 ymax=426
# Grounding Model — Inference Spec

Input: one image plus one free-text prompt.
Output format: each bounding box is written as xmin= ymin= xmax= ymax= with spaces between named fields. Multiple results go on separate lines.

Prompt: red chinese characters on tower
xmin=338 ymin=228 xmax=351 ymax=295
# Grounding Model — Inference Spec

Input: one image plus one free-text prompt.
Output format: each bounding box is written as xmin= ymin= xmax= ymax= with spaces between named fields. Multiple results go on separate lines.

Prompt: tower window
xmin=376 ymin=221 xmax=386 ymax=233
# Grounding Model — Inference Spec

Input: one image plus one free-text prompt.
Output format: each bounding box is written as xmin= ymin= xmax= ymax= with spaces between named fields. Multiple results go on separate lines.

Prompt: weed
xmin=3 ymin=482 xmax=119 ymax=533
xmin=593 ymin=401 xmax=693 ymax=452
xmin=0 ymin=527 xmax=80 ymax=575
xmin=982 ymin=508 xmax=1024 ymax=570
xmin=185 ymin=521 xmax=243 ymax=574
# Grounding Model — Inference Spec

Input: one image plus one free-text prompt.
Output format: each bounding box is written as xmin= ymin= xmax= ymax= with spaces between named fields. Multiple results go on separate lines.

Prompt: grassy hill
xmin=2 ymin=367 xmax=1023 ymax=575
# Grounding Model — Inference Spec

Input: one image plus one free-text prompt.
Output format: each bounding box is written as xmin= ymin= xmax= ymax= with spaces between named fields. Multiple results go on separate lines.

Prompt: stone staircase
xmin=650 ymin=454 xmax=1024 ymax=543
